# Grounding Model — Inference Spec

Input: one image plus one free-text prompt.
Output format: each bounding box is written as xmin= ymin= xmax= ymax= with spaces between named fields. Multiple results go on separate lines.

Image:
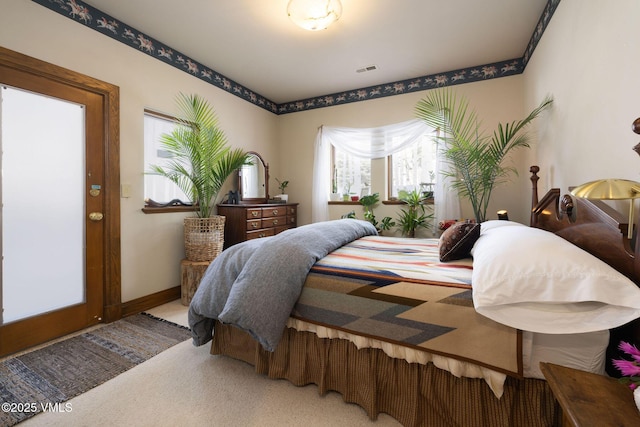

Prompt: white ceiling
xmin=82 ymin=0 xmax=548 ymax=104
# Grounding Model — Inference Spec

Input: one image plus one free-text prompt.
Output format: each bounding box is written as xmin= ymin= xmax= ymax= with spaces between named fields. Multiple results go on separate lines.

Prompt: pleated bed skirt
xmin=210 ymin=320 xmax=561 ymax=427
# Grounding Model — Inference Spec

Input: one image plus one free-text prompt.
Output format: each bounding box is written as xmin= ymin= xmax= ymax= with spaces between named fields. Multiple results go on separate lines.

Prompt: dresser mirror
xmin=238 ymin=151 xmax=269 ymax=203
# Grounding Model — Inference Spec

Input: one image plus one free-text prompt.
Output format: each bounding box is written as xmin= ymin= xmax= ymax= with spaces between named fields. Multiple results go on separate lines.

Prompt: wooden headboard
xmin=528 ymin=165 xmax=640 ymax=376
xmin=529 ymin=165 xmax=638 ymax=284
xmin=529 ymin=118 xmax=640 ymax=283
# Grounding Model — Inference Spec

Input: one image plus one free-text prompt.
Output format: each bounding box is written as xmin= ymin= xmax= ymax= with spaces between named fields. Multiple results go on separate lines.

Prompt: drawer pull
xmin=251 ymin=211 xmax=259 ymax=217
xmin=252 ymin=222 xmax=258 ymax=228
xmin=272 ymin=209 xmax=278 ymax=215
xmin=259 ymin=233 xmax=265 ymax=238
xmin=273 ymin=219 xmax=278 ymax=225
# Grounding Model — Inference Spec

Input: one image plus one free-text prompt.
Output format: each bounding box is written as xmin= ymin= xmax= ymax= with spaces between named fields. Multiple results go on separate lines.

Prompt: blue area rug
xmin=0 ymin=313 xmax=191 ymax=426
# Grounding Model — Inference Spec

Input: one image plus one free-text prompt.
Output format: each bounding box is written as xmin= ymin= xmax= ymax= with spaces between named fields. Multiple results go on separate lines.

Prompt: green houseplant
xmin=396 ymin=189 xmax=433 ymax=237
xmin=359 ymin=193 xmax=395 ymax=233
xmin=275 ymin=177 xmax=289 ymax=202
xmin=148 ymin=93 xmax=250 ymax=261
xmin=340 ymin=193 xmax=395 ymax=234
xmin=415 ymin=89 xmax=552 ymax=223
xmin=275 ymin=178 xmax=289 ymax=194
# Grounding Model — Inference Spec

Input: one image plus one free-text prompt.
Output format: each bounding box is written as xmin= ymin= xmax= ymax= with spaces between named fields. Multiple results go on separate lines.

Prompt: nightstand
xmin=540 ymin=362 xmax=640 ymax=426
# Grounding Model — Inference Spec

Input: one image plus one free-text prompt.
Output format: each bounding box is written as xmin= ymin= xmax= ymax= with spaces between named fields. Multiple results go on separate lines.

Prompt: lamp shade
xmin=570 ymin=179 xmax=640 ymax=200
xmin=287 ymin=0 xmax=342 ymax=31
xmin=571 ymin=178 xmax=640 ymax=239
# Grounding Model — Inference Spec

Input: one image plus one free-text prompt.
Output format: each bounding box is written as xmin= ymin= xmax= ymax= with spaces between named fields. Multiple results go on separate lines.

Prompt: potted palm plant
xmin=415 ymin=89 xmax=552 ymax=223
xmin=148 ymin=93 xmax=250 ymax=261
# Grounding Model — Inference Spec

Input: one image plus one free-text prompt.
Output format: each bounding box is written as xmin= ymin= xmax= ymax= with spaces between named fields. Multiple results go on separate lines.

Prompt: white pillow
xmin=476 ymin=219 xmax=526 ymax=233
xmin=471 ymin=225 xmax=640 ymax=334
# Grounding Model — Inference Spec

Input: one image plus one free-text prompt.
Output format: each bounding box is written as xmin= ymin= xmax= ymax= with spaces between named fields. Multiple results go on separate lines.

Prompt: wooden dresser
xmin=217 ymin=202 xmax=298 ymax=248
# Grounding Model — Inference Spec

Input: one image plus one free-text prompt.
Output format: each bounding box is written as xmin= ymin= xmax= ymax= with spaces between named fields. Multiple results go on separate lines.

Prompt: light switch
xmin=121 ymin=184 xmax=132 ymax=198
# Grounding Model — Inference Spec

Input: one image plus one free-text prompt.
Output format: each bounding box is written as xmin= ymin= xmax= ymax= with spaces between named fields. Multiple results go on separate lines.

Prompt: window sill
xmin=142 ymin=199 xmax=197 ymax=214
xmin=142 ymin=206 xmax=197 ymax=214
xmin=328 ymin=198 xmax=434 ymax=206
xmin=383 ymin=198 xmax=434 ymax=205
xmin=328 ymin=201 xmax=362 ymax=205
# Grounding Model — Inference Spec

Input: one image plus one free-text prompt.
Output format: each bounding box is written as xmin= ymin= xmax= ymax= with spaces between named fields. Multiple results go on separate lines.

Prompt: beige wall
xmin=523 ymin=0 xmax=640 ymax=214
xmin=1 ymin=0 xmax=278 ymax=302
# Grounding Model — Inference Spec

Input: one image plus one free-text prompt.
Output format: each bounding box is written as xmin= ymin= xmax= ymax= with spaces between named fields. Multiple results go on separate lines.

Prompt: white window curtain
xmin=434 ymin=141 xmax=461 ymax=231
xmin=312 ymin=119 xmax=461 ymax=224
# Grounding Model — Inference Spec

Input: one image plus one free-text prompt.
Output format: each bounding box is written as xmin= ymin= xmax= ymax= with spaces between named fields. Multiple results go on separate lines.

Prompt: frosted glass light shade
xmin=287 ymin=0 xmax=342 ymax=31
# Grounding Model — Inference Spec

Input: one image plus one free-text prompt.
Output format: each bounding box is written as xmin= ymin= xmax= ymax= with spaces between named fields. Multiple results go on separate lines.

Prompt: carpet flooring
xmin=0 ymin=313 xmax=191 ymax=426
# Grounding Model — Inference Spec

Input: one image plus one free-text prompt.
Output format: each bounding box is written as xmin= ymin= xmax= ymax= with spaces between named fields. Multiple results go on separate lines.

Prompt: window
xmin=315 ymin=119 xmax=434 ymax=222
xmin=143 ymin=110 xmax=190 ymax=205
xmin=330 ymin=130 xmax=436 ymax=201
xmin=389 ymin=133 xmax=437 ymax=199
xmin=332 ymin=146 xmax=371 ymax=198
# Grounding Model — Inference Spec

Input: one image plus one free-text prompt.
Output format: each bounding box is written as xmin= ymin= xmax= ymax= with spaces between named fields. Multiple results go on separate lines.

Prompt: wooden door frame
xmin=0 ymin=46 xmax=122 ymax=323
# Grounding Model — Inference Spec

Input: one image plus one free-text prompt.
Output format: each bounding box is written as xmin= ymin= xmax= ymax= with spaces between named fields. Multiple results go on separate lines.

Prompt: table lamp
xmin=571 ymin=179 xmax=640 ymax=239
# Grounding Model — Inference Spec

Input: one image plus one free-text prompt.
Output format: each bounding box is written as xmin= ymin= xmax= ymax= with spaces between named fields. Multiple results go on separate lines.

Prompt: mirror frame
xmin=238 ymin=151 xmax=269 ymax=204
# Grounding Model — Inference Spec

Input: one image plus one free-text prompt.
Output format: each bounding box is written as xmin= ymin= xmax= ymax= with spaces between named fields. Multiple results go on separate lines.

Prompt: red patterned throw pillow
xmin=439 ymin=221 xmax=481 ymax=262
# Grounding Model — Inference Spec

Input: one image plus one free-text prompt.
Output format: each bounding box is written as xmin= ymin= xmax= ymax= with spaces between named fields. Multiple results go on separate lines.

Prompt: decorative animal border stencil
xmin=30 ymin=0 xmax=560 ymax=114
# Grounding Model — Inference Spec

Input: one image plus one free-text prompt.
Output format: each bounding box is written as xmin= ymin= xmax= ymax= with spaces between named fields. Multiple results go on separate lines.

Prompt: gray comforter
xmin=188 ymin=219 xmax=377 ymax=351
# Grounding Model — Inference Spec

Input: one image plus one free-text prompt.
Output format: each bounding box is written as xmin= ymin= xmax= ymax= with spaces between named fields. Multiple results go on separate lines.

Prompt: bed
xmin=188 ymin=166 xmax=640 ymax=427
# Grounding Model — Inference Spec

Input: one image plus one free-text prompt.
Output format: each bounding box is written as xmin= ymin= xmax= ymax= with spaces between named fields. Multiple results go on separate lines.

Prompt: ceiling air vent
xmin=356 ymin=65 xmax=378 ymax=73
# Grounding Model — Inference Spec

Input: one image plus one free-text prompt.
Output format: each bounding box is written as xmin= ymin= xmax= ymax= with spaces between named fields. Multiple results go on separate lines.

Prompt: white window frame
xmin=331 ymin=146 xmax=371 ymax=199
xmin=143 ymin=109 xmax=191 ymax=207
xmin=387 ymin=133 xmax=437 ymax=199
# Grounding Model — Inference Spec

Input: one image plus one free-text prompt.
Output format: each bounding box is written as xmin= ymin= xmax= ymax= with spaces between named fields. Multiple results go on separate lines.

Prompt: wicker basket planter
xmin=184 ymin=216 xmax=225 ymax=262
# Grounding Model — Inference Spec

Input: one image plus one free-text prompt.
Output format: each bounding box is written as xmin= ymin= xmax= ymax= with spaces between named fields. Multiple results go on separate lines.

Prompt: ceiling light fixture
xmin=287 ymin=0 xmax=343 ymax=31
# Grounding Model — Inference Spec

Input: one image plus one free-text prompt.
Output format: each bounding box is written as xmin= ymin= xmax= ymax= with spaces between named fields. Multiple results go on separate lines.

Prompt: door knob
xmin=89 ymin=212 xmax=104 ymax=221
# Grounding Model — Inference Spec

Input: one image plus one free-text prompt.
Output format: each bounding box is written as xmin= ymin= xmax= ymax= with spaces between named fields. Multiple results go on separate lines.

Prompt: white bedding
xmin=471 ymin=221 xmax=640 ymax=333
xmin=522 ymin=329 xmax=609 ymax=379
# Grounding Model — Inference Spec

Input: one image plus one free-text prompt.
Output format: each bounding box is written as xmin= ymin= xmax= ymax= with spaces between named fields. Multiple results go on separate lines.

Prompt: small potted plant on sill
xmin=420 ymin=171 xmax=436 ymax=199
xmin=342 ymin=182 xmax=352 ymax=202
xmin=275 ymin=178 xmax=289 ymax=202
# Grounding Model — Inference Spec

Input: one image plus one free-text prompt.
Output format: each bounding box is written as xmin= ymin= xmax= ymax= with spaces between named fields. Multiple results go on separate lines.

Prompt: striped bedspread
xmin=292 ymin=235 xmax=522 ymax=377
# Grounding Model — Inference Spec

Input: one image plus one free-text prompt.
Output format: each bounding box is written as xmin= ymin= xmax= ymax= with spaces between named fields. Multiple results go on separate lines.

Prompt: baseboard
xmin=120 ymin=286 xmax=181 ymax=318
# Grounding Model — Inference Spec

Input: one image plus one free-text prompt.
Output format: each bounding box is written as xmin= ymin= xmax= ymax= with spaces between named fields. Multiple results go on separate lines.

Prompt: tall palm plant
xmin=149 ymin=93 xmax=250 ymax=218
xmin=415 ymin=89 xmax=552 ymax=222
